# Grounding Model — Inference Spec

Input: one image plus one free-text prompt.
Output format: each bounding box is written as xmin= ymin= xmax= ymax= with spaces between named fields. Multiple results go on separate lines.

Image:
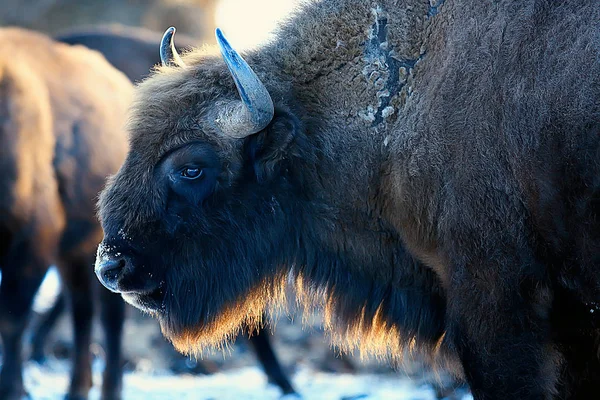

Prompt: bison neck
xmin=241 ymin=0 xmax=451 ymax=358
xmin=248 ymin=0 xmax=448 ymax=250
xmin=288 ymin=193 xmax=448 ymax=361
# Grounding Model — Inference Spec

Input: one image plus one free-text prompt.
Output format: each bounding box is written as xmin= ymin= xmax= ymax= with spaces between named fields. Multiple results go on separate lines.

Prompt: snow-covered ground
xmin=24 ymin=361 xmax=472 ymax=400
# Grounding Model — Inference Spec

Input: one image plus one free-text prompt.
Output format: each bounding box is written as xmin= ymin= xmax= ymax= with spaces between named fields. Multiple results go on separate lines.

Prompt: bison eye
xmin=180 ymin=167 xmax=204 ymax=180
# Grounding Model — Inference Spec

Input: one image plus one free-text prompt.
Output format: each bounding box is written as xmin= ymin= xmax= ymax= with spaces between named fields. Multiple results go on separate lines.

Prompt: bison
xmin=0 ymin=27 xmax=131 ymax=399
xmin=27 ymin=25 xmax=297 ymax=396
xmin=95 ymin=0 xmax=600 ymax=399
xmin=55 ymin=25 xmax=198 ymax=82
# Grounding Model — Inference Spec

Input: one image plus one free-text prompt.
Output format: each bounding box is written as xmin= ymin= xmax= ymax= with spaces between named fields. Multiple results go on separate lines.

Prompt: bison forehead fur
xmin=97 ymin=0 xmax=600 ymax=398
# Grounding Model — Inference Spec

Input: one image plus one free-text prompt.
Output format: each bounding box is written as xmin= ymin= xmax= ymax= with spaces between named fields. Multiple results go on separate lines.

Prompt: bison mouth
xmin=121 ymin=285 xmax=165 ymax=314
xmin=95 ymin=239 xmax=167 ymax=313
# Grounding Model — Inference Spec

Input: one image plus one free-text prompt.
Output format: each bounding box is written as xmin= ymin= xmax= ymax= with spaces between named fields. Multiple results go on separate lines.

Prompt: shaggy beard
xmin=292 ymin=272 xmax=460 ymax=377
xmin=158 ymin=272 xmax=289 ymax=356
xmin=155 ymin=261 xmax=457 ymax=378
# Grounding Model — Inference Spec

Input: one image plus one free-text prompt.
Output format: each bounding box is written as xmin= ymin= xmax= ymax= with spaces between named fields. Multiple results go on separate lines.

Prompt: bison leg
xmin=446 ymin=264 xmax=556 ymax=399
xmin=0 ymin=242 xmax=50 ymax=399
xmin=30 ymin=291 xmax=66 ymax=363
xmin=247 ymin=322 xmax=296 ymax=395
xmin=98 ymin=286 xmax=124 ymax=400
xmin=60 ymin=258 xmax=95 ymax=400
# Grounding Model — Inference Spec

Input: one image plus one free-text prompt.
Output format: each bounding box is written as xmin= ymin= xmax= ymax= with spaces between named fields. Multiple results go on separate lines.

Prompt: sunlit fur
xmin=97 ymin=0 xmax=600 ymax=398
xmin=164 ymin=273 xmax=288 ymax=355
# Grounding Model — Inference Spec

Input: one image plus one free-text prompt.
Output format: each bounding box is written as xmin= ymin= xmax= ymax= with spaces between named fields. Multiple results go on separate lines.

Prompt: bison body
xmin=95 ymin=0 xmax=600 ymax=399
xmin=0 ymin=27 xmax=131 ymax=399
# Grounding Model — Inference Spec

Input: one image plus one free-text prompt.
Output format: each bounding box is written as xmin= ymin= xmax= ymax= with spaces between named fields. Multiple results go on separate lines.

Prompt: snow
xmin=24 ymin=361 xmax=472 ymax=400
xmin=32 ymin=267 xmax=62 ymax=314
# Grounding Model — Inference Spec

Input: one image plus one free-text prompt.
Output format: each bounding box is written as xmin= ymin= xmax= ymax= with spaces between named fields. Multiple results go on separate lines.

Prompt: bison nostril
xmin=103 ymin=259 xmax=125 ymax=279
xmin=96 ymin=257 xmax=128 ymax=293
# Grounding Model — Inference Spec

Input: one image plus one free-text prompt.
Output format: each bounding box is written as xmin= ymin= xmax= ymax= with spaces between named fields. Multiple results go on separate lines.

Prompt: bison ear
xmin=245 ymin=109 xmax=301 ymax=183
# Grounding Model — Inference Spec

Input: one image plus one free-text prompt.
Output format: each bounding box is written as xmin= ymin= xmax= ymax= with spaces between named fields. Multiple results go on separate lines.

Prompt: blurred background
xmin=0 ymin=0 xmax=298 ymax=49
xmin=0 ymin=1 xmax=470 ymax=399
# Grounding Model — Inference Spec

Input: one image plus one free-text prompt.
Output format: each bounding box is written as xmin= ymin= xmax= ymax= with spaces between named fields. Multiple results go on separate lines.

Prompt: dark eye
xmin=180 ymin=167 xmax=204 ymax=180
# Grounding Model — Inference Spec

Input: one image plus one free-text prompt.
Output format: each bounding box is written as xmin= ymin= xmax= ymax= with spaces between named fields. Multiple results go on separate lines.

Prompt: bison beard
xmin=95 ymin=0 xmax=600 ymax=399
xmin=160 ymin=274 xmax=287 ymax=353
xmin=144 ymin=215 xmax=447 ymax=361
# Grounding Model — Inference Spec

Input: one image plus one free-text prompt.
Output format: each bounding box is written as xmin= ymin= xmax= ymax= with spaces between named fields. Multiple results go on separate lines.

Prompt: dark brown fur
xmin=96 ymin=1 xmax=600 ymax=399
xmin=0 ymin=27 xmax=131 ymax=399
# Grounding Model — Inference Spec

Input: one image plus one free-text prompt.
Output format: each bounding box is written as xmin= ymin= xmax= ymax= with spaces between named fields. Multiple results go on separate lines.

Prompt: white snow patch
xmin=22 ymin=361 xmax=473 ymax=400
xmin=381 ymin=106 xmax=395 ymax=119
xmin=33 ymin=267 xmax=62 ymax=313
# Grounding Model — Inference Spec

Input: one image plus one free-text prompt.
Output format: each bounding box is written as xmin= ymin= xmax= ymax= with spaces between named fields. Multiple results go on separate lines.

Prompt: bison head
xmin=95 ymin=27 xmax=319 ymax=353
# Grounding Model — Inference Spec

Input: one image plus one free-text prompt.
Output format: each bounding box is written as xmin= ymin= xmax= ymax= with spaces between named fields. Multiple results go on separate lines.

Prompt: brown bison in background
xmin=95 ymin=0 xmax=600 ymax=399
xmin=55 ymin=25 xmax=198 ymax=82
xmin=0 ymin=0 xmax=218 ymax=42
xmin=0 ymin=27 xmax=131 ymax=399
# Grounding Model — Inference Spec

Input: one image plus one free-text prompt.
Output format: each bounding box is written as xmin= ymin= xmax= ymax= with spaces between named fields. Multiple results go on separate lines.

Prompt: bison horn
xmin=215 ymin=28 xmax=274 ymax=138
xmin=160 ymin=27 xmax=185 ymax=67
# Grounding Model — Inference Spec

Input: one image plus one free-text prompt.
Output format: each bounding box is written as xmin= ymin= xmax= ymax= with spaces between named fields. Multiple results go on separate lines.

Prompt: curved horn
xmin=215 ymin=28 xmax=274 ymax=138
xmin=160 ymin=27 xmax=184 ymax=67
